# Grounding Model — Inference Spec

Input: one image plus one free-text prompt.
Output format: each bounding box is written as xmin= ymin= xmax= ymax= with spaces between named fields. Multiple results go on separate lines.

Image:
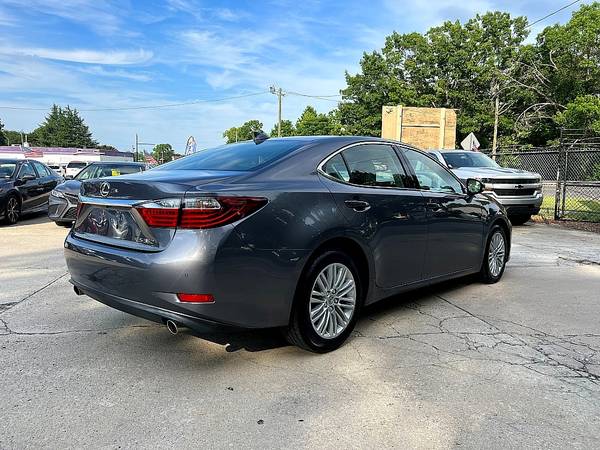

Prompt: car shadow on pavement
xmin=186 ymin=276 xmax=473 ymax=353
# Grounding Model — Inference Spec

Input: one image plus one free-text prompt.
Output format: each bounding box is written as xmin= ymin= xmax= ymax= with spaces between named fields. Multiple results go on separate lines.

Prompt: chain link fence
xmin=481 ymin=133 xmax=600 ymax=222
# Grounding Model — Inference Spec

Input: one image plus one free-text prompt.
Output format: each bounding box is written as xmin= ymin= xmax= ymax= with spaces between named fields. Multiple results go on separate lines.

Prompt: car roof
xmin=0 ymin=159 xmax=19 ymax=164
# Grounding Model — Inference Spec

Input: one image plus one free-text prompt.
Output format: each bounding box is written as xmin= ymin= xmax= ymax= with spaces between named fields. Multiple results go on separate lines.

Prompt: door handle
xmin=344 ymin=200 xmax=371 ymax=212
xmin=427 ymin=202 xmax=442 ymax=211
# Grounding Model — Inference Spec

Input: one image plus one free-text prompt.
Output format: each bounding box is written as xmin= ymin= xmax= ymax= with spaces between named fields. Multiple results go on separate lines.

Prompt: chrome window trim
xmin=316 ymin=141 xmax=418 ymax=192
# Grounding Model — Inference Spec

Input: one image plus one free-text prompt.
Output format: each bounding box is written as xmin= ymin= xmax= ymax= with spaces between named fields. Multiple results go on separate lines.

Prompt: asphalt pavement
xmin=1 ymin=214 xmax=599 ymax=449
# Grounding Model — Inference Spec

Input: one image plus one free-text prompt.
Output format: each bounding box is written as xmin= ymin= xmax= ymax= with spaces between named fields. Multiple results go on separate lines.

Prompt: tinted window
xmin=32 ymin=161 xmax=51 ymax=177
xmin=0 ymin=162 xmax=17 ymax=178
xmin=322 ymin=154 xmax=350 ymax=182
xmin=404 ymin=149 xmax=463 ymax=194
xmin=77 ymin=164 xmax=142 ymax=180
xmin=442 ymin=152 xmax=499 ymax=168
xmin=67 ymin=162 xmax=87 ymax=169
xmin=19 ymin=162 xmax=37 ymax=179
xmin=342 ymin=144 xmax=407 ymax=188
xmin=157 ymin=140 xmax=305 ymax=172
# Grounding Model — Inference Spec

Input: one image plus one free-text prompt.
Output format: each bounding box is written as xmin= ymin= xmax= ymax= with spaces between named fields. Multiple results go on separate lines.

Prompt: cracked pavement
xmin=1 ymin=215 xmax=599 ymax=449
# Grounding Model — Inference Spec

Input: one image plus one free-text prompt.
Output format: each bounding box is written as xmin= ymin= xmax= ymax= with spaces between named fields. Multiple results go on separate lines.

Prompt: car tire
xmin=479 ymin=225 xmax=508 ymax=284
xmin=2 ymin=194 xmax=20 ymax=225
xmin=509 ymin=214 xmax=531 ymax=226
xmin=285 ymin=250 xmax=363 ymax=353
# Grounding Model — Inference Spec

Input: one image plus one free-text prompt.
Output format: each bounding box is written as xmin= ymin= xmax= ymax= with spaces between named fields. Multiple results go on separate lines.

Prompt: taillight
xmin=134 ymin=196 xmax=267 ymax=229
xmin=180 ymin=196 xmax=267 ymax=229
xmin=135 ymin=198 xmax=180 ymax=228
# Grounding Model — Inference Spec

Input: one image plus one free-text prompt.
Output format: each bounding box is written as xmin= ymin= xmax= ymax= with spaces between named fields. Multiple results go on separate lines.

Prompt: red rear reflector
xmin=136 ymin=207 xmax=179 ymax=228
xmin=177 ymin=293 xmax=214 ymax=303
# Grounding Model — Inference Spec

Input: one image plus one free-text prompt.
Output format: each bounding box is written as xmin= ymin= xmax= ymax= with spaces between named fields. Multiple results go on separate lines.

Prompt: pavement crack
xmin=0 ymin=271 xmax=69 ymax=316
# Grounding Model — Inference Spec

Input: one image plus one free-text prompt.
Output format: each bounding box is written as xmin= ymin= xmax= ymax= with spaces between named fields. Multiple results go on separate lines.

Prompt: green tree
xmin=295 ymin=106 xmax=334 ymax=136
xmin=222 ymin=120 xmax=263 ymax=143
xmin=33 ymin=105 xmax=97 ymax=148
xmin=270 ymin=119 xmax=296 ymax=137
xmin=152 ymin=143 xmax=174 ymax=163
xmin=3 ymin=130 xmax=23 ymax=146
xmin=556 ymin=95 xmax=600 ymax=133
xmin=0 ymin=119 xmax=6 ymax=146
xmin=338 ymin=12 xmax=529 ymax=148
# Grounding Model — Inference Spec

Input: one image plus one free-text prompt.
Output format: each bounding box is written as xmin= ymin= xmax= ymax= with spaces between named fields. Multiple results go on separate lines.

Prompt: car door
xmin=15 ymin=162 xmax=41 ymax=212
xmin=401 ymin=148 xmax=486 ymax=278
xmin=31 ymin=161 xmax=58 ymax=206
xmin=319 ymin=143 xmax=428 ymax=289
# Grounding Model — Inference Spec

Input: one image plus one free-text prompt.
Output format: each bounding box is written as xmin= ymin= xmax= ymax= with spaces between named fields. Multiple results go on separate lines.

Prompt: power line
xmin=526 ymin=0 xmax=582 ymax=28
xmin=0 ymin=91 xmax=269 ymax=112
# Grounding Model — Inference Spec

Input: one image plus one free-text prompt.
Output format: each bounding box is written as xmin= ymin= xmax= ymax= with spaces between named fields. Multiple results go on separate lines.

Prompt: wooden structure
xmin=381 ymin=105 xmax=457 ymax=149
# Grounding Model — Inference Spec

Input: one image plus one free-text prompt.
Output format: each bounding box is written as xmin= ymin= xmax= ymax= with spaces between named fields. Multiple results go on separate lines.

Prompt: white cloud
xmin=77 ymin=66 xmax=153 ymax=82
xmin=0 ymin=46 xmax=153 ymax=65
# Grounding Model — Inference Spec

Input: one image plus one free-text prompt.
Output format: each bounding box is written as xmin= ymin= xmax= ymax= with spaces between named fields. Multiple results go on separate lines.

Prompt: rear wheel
xmin=3 ymin=195 xmax=20 ymax=225
xmin=509 ymin=214 xmax=531 ymax=226
xmin=480 ymin=225 xmax=508 ymax=284
xmin=285 ymin=250 xmax=363 ymax=353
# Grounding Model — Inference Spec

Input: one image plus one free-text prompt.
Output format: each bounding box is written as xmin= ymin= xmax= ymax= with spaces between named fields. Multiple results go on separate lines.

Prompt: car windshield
xmin=156 ymin=139 xmax=305 ymax=171
xmin=68 ymin=162 xmax=87 ymax=169
xmin=0 ymin=162 xmax=17 ymax=178
xmin=76 ymin=164 xmax=142 ymax=180
xmin=442 ymin=152 xmax=500 ymax=168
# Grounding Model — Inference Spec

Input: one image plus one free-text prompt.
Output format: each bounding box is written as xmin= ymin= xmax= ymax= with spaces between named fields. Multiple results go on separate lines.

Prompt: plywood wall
xmin=381 ymin=106 xmax=456 ymax=149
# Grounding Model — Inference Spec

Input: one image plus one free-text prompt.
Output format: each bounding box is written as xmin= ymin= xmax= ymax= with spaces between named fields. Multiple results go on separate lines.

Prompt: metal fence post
xmin=554 ymin=145 xmax=563 ymax=220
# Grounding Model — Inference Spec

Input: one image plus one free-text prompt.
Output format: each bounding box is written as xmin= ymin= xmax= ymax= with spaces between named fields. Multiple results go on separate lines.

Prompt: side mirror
xmin=466 ymin=178 xmax=484 ymax=195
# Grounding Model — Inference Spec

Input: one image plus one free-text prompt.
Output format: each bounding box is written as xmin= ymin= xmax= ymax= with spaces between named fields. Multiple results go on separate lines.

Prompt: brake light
xmin=180 ymin=196 xmax=267 ymax=229
xmin=134 ymin=196 xmax=267 ymax=229
xmin=177 ymin=293 xmax=214 ymax=303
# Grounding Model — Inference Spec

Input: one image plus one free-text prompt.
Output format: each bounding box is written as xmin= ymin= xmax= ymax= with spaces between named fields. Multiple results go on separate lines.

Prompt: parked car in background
xmin=65 ymin=136 xmax=511 ymax=353
xmin=48 ymin=164 xmax=65 ymax=177
xmin=0 ymin=159 xmax=63 ymax=225
xmin=49 ymin=161 xmax=147 ymax=226
xmin=64 ymin=161 xmax=89 ymax=179
xmin=428 ymin=150 xmax=543 ymax=225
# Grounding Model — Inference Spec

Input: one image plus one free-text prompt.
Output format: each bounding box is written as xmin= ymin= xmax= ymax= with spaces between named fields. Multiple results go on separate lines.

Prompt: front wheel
xmin=285 ymin=251 xmax=363 ymax=353
xmin=2 ymin=195 xmax=20 ymax=225
xmin=479 ymin=225 xmax=508 ymax=284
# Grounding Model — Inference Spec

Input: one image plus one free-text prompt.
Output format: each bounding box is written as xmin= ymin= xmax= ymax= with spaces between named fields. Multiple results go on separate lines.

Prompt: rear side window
xmin=322 ymin=154 xmax=350 ymax=182
xmin=341 ymin=144 xmax=407 ymax=188
xmin=157 ymin=140 xmax=305 ymax=172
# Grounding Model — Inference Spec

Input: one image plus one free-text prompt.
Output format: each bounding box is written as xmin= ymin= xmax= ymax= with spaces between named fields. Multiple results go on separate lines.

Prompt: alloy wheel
xmin=309 ymin=262 xmax=356 ymax=339
xmin=488 ymin=231 xmax=506 ymax=277
xmin=6 ymin=197 xmax=19 ymax=224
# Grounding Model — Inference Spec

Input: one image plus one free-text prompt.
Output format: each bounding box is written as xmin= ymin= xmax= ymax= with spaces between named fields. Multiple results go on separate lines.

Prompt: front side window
xmin=32 ymin=161 xmax=51 ymax=177
xmin=341 ymin=144 xmax=407 ymax=188
xmin=18 ymin=162 xmax=37 ymax=179
xmin=404 ymin=149 xmax=463 ymax=194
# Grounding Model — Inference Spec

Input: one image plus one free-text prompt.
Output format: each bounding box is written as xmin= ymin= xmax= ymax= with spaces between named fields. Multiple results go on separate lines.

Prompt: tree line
xmin=224 ymin=2 xmax=600 ymax=148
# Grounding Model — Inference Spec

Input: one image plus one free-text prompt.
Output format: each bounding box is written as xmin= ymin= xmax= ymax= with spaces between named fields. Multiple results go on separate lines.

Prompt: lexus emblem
xmin=99 ymin=182 xmax=110 ymax=197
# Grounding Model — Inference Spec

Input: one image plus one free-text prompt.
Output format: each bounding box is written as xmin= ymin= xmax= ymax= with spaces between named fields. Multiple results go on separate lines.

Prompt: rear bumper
xmin=64 ymin=230 xmax=307 ymax=329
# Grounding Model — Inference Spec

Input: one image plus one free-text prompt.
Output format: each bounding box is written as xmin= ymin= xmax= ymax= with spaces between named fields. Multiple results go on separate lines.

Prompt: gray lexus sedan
xmin=65 ymin=136 xmax=511 ymax=353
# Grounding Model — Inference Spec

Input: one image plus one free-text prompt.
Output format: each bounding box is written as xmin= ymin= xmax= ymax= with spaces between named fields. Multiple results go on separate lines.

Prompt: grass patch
xmin=539 ymin=196 xmax=600 ymax=222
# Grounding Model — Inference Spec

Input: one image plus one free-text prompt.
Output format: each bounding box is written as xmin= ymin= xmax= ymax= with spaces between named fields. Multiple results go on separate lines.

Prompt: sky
xmin=0 ymin=0 xmax=585 ymax=151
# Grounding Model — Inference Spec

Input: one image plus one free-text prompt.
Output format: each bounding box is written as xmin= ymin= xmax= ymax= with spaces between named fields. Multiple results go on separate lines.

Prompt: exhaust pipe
xmin=73 ymin=286 xmax=83 ymax=295
xmin=166 ymin=319 xmax=179 ymax=335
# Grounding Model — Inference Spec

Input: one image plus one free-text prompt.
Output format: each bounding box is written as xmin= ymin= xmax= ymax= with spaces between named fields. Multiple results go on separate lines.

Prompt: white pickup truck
xmin=428 ymin=150 xmax=543 ymax=225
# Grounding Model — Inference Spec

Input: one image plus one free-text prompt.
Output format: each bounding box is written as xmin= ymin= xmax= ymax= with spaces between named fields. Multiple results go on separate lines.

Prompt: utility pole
xmin=135 ymin=133 xmax=139 ymax=162
xmin=269 ymin=85 xmax=285 ymax=137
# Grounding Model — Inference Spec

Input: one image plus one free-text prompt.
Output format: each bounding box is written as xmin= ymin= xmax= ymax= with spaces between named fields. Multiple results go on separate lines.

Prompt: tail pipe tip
xmin=166 ymin=319 xmax=179 ymax=335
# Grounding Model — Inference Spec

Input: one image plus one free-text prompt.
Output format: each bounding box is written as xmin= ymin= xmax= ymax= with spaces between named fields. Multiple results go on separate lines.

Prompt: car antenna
xmin=252 ymin=129 xmax=269 ymax=145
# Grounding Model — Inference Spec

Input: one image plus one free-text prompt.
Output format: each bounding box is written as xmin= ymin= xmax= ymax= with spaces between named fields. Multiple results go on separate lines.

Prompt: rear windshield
xmin=157 ymin=140 xmax=305 ymax=171
xmin=76 ymin=164 xmax=143 ymax=180
xmin=67 ymin=162 xmax=88 ymax=169
xmin=0 ymin=162 xmax=17 ymax=178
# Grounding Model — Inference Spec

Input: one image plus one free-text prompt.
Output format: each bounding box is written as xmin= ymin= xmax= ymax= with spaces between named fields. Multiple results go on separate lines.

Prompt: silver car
xmin=428 ymin=150 xmax=543 ymax=225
